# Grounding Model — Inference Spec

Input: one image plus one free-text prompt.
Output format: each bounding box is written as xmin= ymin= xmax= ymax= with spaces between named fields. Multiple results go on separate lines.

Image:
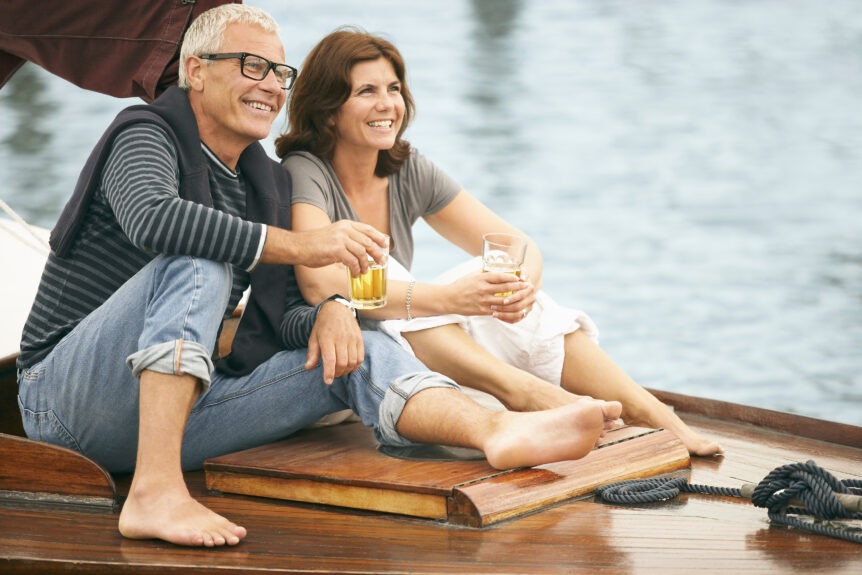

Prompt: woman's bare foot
xmin=671 ymin=424 xmax=723 ymax=457
xmin=519 ymin=381 xmax=584 ymax=412
xmin=628 ymin=405 xmax=723 ymax=457
xmin=482 ymin=399 xmax=623 ymax=469
xmin=119 ymin=481 xmax=247 ymax=547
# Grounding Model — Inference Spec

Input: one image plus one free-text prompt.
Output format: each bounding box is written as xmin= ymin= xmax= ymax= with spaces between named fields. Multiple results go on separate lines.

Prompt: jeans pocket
xmin=17 ymin=399 xmax=83 ymax=454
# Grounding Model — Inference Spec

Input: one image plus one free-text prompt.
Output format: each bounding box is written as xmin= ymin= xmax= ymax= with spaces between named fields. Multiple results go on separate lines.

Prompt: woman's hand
xmin=446 ymin=270 xmax=536 ymax=322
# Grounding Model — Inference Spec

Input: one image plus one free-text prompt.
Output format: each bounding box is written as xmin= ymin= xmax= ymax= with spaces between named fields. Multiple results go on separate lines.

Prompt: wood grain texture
xmin=451 ymin=429 xmax=690 ymax=527
xmin=205 ymin=424 xmax=690 ymax=527
xmin=0 ymin=433 xmax=118 ymax=508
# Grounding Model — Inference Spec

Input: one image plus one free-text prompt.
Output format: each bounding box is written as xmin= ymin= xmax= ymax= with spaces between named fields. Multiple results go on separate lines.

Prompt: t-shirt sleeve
xmin=284 ymin=152 xmax=336 ymax=218
xmin=399 ymin=149 xmax=461 ymax=217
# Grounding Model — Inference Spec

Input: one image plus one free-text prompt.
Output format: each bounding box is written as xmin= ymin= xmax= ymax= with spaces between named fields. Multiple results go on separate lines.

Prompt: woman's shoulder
xmin=399 ymin=147 xmax=459 ymax=191
xmin=282 ymin=150 xmax=327 ymax=172
xmin=283 ymin=152 xmax=339 ymax=206
xmin=398 ymin=147 xmax=437 ymax=181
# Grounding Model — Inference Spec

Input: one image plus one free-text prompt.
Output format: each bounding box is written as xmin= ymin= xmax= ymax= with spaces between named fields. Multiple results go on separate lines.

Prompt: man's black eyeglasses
xmin=200 ymin=52 xmax=297 ymax=90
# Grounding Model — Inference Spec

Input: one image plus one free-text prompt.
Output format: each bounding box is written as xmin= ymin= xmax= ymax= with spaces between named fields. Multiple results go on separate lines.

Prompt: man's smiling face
xmin=190 ymin=21 xmax=288 ymax=165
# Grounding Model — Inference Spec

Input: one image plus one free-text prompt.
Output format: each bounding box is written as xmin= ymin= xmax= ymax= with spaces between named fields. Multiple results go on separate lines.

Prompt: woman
xmin=275 ymin=28 xmax=721 ymax=456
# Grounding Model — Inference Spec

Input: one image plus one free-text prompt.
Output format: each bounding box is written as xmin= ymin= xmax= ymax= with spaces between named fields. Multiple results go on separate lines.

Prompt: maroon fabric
xmin=0 ymin=0 xmax=238 ymax=102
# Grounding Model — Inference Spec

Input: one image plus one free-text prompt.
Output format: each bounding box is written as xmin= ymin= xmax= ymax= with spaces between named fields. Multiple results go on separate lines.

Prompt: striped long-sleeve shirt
xmin=18 ymin=123 xmax=321 ymax=370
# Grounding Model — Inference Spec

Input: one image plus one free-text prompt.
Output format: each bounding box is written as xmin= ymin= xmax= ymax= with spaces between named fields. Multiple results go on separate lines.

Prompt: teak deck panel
xmin=205 ymin=424 xmax=690 ymax=527
xmin=1 ymin=356 xmax=861 ymax=574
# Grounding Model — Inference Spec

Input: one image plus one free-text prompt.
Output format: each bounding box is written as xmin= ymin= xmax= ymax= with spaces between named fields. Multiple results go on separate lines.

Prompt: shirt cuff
xmin=246 ymin=224 xmax=267 ymax=272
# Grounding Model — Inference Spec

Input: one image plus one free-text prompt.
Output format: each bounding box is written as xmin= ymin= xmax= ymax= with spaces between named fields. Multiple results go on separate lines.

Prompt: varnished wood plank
xmin=0 ymin=433 xmax=118 ymax=509
xmin=206 ymin=425 xmax=690 ymax=527
xmin=209 ymin=471 xmax=449 ymax=519
xmin=451 ymin=429 xmax=690 ymax=527
xmin=206 ymin=423 xmax=505 ymax=496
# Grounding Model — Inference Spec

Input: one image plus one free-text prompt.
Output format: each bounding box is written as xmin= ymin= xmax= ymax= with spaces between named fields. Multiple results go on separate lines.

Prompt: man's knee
xmin=129 ymin=256 xmax=234 ymax=385
xmin=152 ymin=255 xmax=233 ymax=301
xmin=362 ymin=330 xmax=412 ymax=358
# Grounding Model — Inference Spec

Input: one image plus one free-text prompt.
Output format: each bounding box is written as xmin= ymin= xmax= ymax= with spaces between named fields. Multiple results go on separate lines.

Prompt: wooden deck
xmin=204 ymin=423 xmax=690 ymax=527
xmin=1 ymin=356 xmax=861 ymax=574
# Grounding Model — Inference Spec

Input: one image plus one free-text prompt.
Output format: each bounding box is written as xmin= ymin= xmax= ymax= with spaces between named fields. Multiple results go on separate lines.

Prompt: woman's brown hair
xmin=274 ymin=27 xmax=415 ymax=177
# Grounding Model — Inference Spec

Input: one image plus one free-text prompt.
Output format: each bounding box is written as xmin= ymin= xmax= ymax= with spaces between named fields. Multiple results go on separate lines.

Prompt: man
xmin=17 ymin=5 xmax=621 ymax=548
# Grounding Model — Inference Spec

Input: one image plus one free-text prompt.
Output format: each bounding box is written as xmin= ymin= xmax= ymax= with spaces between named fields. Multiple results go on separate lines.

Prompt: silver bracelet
xmin=405 ymin=280 xmax=416 ymax=321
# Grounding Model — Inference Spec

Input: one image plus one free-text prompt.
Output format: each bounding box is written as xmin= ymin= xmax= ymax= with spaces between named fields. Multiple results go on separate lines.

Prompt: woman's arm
xmin=424 ymin=190 xmax=543 ymax=289
xmin=292 ymin=199 xmax=535 ymax=322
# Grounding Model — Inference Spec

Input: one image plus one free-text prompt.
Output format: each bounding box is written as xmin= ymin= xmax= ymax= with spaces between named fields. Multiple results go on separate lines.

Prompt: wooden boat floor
xmin=2 ymin=412 xmax=861 ymax=575
xmin=204 ymin=423 xmax=690 ymax=528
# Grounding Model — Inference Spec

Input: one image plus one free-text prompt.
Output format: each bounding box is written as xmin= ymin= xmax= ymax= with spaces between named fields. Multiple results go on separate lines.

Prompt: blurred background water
xmin=1 ymin=0 xmax=860 ymax=425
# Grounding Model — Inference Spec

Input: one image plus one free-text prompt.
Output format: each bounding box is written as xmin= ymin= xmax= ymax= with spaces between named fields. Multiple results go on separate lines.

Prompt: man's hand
xmin=263 ymin=221 xmax=389 ymax=277
xmin=305 ymin=299 xmax=364 ymax=384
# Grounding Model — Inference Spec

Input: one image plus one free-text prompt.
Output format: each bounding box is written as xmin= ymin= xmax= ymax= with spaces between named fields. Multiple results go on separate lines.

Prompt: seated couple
xmin=15 ymin=5 xmax=719 ymax=549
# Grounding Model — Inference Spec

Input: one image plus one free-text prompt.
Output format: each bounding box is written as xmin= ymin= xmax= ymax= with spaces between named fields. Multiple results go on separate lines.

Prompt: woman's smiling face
xmin=333 ymin=57 xmax=405 ymax=156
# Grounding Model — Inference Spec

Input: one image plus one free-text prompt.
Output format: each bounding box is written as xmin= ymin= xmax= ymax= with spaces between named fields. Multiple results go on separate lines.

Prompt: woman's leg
xmin=403 ymin=323 xmax=578 ymax=412
xmin=560 ymin=330 xmax=723 ymax=456
xmin=402 ymin=316 xmax=721 ymax=456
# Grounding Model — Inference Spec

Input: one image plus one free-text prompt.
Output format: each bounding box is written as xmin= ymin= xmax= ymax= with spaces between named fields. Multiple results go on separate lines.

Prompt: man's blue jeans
xmin=17 ymin=255 xmax=458 ymax=473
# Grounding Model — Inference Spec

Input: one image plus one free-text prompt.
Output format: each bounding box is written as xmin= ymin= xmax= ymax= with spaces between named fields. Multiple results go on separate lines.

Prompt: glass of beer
xmin=347 ymin=247 xmax=388 ymax=309
xmin=482 ymin=233 xmax=526 ymax=296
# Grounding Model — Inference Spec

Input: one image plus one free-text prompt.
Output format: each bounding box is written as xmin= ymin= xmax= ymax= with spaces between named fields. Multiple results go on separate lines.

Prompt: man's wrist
xmin=321 ymin=293 xmax=358 ymax=319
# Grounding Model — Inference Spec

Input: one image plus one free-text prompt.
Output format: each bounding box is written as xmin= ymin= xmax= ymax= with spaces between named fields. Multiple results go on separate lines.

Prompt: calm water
xmin=1 ymin=0 xmax=861 ymax=425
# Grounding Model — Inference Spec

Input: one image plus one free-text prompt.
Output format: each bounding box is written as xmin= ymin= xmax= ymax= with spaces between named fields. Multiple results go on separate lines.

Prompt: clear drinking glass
xmin=347 ymin=247 xmax=388 ymax=309
xmin=482 ymin=233 xmax=527 ymax=296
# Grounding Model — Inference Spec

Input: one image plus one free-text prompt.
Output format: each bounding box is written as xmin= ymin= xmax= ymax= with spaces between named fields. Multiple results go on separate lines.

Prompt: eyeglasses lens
xmin=241 ymin=55 xmax=294 ymax=88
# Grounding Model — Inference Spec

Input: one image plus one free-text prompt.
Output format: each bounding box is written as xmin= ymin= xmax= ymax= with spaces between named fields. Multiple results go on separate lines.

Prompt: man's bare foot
xmin=119 ymin=483 xmax=247 ymax=547
xmin=482 ymin=399 xmax=623 ymax=469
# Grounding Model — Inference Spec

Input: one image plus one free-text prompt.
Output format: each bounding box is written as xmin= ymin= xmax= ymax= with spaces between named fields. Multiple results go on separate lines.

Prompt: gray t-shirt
xmin=284 ymin=149 xmax=461 ymax=270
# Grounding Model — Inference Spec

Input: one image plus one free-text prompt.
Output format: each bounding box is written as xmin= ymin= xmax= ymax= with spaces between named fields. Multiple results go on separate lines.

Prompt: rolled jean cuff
xmin=377 ymin=372 xmax=461 ymax=447
xmin=126 ymin=339 xmax=215 ymax=388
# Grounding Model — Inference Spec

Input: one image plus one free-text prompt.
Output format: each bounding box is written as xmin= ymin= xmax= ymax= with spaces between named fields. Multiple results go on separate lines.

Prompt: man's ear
xmin=186 ymin=55 xmax=206 ymax=91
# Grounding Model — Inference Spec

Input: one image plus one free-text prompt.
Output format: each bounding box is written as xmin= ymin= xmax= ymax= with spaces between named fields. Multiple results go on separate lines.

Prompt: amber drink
xmin=482 ymin=233 xmax=527 ymax=297
xmin=347 ymin=252 xmax=388 ymax=309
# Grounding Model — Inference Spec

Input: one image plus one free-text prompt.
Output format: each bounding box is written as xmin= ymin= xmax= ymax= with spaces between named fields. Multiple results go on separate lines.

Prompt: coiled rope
xmin=595 ymin=460 xmax=862 ymax=544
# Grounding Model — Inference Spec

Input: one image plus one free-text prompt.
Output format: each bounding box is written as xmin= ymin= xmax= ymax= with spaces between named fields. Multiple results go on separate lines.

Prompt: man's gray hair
xmin=178 ymin=4 xmax=280 ymax=89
